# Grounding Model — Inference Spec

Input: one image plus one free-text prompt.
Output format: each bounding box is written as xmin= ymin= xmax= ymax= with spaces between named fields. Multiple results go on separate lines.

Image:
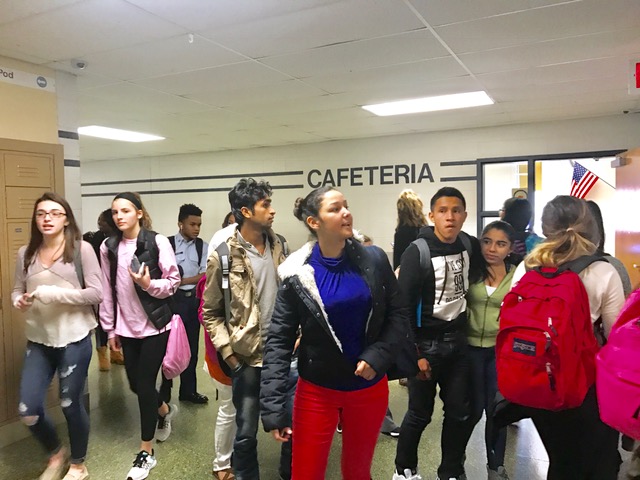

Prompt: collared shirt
xmin=174 ymin=231 xmax=208 ymax=291
xmin=236 ymin=230 xmax=278 ymax=355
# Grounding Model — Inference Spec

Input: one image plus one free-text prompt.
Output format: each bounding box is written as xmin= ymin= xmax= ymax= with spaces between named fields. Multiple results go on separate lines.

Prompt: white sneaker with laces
xmin=392 ymin=468 xmax=423 ymax=480
xmin=488 ymin=465 xmax=509 ymax=480
xmin=155 ymin=403 xmax=178 ymax=442
xmin=126 ymin=450 xmax=156 ymax=480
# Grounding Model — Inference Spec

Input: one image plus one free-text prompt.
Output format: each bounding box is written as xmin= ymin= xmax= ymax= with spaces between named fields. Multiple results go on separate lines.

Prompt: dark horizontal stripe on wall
xmin=82 ymin=184 xmax=304 ymax=198
xmin=439 ymin=176 xmax=477 ymax=182
xmin=64 ymin=159 xmax=81 ymax=167
xmin=440 ymin=160 xmax=477 ymax=167
xmin=58 ymin=130 xmax=79 ymax=140
xmin=81 ymin=170 xmax=304 ymax=187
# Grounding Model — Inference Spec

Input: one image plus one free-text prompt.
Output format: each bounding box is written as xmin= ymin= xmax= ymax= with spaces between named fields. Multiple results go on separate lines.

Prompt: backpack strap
xmin=168 ymin=234 xmax=204 ymax=272
xmin=215 ymin=241 xmax=232 ymax=323
xmin=459 ymin=232 xmax=472 ymax=255
xmin=559 ymin=255 xmax=606 ymax=275
xmin=195 ymin=237 xmax=203 ymax=265
xmin=276 ymin=233 xmax=289 ymax=257
xmin=73 ymin=241 xmax=85 ymax=288
xmin=411 ymin=238 xmax=432 ymax=328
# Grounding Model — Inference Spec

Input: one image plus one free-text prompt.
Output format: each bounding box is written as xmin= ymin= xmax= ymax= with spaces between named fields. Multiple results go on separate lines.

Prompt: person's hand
xmin=417 ymin=358 xmax=431 ymax=381
xmin=355 ymin=360 xmax=377 ymax=380
xmin=108 ymin=336 xmax=122 ymax=352
xmin=270 ymin=427 xmax=292 ymax=442
xmin=14 ymin=292 xmax=35 ymax=311
xmin=129 ymin=264 xmax=150 ymax=290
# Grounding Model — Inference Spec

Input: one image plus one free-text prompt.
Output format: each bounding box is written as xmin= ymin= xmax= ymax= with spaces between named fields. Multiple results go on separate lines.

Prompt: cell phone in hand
xmin=130 ymin=256 xmax=141 ymax=273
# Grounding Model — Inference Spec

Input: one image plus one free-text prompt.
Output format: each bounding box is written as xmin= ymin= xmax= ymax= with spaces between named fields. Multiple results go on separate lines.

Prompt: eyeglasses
xmin=35 ymin=210 xmax=67 ymax=219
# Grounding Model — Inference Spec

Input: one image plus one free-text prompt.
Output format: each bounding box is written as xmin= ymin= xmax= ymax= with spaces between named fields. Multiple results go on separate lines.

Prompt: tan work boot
xmin=110 ymin=349 xmax=125 ymax=365
xmin=97 ymin=346 xmax=110 ymax=371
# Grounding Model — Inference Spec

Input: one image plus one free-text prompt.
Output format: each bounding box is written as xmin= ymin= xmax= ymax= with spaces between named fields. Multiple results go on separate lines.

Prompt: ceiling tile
xmin=302 ymin=57 xmax=471 ymax=97
xmin=124 ymin=0 xmax=340 ymax=33
xmin=197 ymin=0 xmax=424 ymax=58
xmin=0 ymin=0 xmax=186 ymax=61
xmin=73 ymin=34 xmax=248 ymax=81
xmin=135 ymin=61 xmax=292 ymax=96
xmin=435 ymin=0 xmax=640 ymax=54
xmin=409 ymin=0 xmax=580 ymax=27
xmin=0 ymin=0 xmax=83 ymax=25
xmin=458 ymin=28 xmax=640 ymax=74
xmin=259 ymin=29 xmax=448 ymax=78
xmin=184 ymin=79 xmax=327 ymax=108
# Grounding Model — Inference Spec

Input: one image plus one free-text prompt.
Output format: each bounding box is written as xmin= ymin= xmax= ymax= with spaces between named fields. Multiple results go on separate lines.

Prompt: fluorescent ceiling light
xmin=362 ymin=91 xmax=494 ymax=116
xmin=78 ymin=125 xmax=165 ymax=142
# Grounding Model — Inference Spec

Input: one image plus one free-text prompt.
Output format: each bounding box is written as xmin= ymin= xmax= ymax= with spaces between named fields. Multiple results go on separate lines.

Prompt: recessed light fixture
xmin=362 ymin=91 xmax=494 ymax=116
xmin=78 ymin=125 xmax=165 ymax=142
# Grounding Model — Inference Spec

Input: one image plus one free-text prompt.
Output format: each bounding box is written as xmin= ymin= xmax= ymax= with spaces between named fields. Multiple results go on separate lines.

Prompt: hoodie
xmin=397 ymin=226 xmax=481 ymax=340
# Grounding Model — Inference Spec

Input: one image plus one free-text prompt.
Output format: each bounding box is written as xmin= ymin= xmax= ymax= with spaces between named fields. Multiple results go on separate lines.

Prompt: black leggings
xmin=531 ymin=386 xmax=621 ymax=480
xmin=120 ymin=332 xmax=169 ymax=442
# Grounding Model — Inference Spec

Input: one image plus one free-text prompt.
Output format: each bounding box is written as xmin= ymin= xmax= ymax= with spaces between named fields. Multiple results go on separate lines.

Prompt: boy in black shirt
xmin=393 ymin=187 xmax=482 ymax=480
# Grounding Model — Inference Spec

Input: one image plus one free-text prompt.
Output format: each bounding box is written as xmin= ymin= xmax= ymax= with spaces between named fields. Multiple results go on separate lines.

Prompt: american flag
xmin=570 ymin=163 xmax=599 ymax=199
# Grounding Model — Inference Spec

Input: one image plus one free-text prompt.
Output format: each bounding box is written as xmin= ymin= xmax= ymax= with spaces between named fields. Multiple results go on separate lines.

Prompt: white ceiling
xmin=1 ymin=0 xmax=639 ymax=162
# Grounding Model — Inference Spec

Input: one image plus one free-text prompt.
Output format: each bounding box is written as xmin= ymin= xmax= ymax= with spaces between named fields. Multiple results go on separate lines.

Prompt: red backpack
xmin=496 ymin=256 xmax=602 ymax=411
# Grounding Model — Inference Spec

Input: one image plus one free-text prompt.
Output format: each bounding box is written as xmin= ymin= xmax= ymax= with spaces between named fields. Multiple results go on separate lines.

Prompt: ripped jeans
xmin=19 ymin=334 xmax=92 ymax=464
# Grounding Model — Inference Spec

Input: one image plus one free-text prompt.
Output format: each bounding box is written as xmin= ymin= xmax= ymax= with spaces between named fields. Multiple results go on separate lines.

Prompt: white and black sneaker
xmin=392 ymin=468 xmax=423 ymax=480
xmin=126 ymin=450 xmax=156 ymax=480
xmin=155 ymin=403 xmax=178 ymax=442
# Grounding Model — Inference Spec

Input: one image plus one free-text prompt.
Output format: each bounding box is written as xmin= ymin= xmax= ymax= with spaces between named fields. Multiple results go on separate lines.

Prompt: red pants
xmin=291 ymin=377 xmax=388 ymax=480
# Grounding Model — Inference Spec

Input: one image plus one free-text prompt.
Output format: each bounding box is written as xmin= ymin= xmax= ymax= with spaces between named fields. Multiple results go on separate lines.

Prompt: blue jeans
xmin=465 ymin=345 xmax=507 ymax=470
xmin=232 ymin=363 xmax=295 ymax=480
xmin=19 ymin=334 xmax=92 ymax=463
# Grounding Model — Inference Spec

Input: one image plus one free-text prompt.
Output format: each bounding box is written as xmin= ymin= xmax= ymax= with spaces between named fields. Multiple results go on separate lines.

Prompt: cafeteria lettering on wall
xmin=307 ymin=163 xmax=434 ymax=188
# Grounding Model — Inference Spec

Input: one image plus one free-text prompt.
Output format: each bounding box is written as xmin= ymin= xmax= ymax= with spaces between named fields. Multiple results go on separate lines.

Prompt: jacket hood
xmin=277 ymin=240 xmax=343 ymax=352
xmin=417 ymin=225 xmax=437 ymax=241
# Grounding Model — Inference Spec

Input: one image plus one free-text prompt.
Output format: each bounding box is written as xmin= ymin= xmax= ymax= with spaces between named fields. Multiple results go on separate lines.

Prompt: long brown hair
xmin=24 ymin=192 xmax=81 ymax=271
xmin=112 ymin=191 xmax=153 ymax=234
xmin=396 ymin=189 xmax=427 ymax=228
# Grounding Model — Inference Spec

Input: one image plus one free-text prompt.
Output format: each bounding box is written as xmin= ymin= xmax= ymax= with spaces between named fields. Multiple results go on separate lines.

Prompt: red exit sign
xmin=631 ymin=59 xmax=640 ymax=94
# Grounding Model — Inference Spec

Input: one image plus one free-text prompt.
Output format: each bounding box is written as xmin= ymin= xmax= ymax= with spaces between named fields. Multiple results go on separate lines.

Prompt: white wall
xmin=80 ymin=114 xmax=640 ymax=253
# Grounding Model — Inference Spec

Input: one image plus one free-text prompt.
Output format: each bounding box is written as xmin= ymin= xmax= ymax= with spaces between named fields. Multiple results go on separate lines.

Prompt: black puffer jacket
xmin=260 ymin=239 xmax=409 ymax=432
xmin=105 ymin=228 xmax=174 ymax=330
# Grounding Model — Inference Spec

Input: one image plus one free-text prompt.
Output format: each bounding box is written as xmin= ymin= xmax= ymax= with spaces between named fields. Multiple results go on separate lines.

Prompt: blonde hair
xmin=397 ymin=189 xmax=427 ymax=228
xmin=525 ymin=196 xmax=599 ymax=270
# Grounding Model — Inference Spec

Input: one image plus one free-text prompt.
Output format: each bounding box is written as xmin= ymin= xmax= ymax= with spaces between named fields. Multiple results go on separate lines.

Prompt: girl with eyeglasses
xmin=12 ymin=192 xmax=103 ymax=480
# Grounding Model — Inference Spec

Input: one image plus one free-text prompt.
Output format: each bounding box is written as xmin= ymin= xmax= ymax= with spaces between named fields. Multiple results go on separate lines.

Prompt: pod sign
xmin=0 ymin=66 xmax=55 ymax=92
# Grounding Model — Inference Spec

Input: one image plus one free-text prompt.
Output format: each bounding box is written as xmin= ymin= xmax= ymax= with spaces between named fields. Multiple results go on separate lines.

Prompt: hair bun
xmin=293 ymin=197 xmax=305 ymax=220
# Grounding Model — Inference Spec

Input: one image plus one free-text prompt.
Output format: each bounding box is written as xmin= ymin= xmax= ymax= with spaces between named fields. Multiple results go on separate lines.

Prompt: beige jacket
xmin=202 ymin=228 xmax=285 ymax=367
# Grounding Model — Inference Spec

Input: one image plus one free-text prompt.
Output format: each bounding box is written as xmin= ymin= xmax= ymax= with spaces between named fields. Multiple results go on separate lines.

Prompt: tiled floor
xmin=0 ymin=346 xmax=635 ymax=480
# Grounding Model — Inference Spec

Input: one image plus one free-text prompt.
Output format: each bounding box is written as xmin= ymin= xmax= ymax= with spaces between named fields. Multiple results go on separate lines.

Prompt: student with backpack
xmin=393 ymin=187 xmax=482 ymax=480
xmin=99 ymin=192 xmax=181 ymax=480
xmin=12 ymin=192 xmax=102 ymax=480
xmin=502 ymin=195 xmax=624 ymax=480
xmin=160 ymin=203 xmax=209 ymax=405
xmin=201 ymin=178 xmax=288 ymax=480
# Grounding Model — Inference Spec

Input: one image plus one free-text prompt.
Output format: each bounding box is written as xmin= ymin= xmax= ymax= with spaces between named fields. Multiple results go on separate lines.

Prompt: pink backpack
xmin=597 ymin=288 xmax=640 ymax=440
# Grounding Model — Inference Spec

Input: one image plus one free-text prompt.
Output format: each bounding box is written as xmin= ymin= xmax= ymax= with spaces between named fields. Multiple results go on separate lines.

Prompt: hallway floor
xmin=0 ymin=345 xmax=635 ymax=480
